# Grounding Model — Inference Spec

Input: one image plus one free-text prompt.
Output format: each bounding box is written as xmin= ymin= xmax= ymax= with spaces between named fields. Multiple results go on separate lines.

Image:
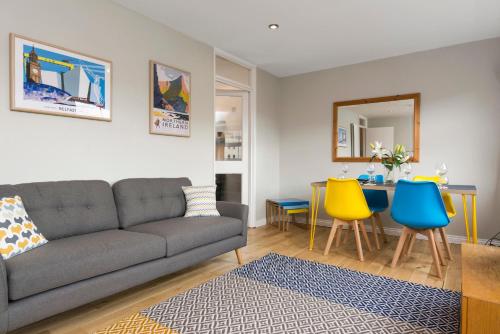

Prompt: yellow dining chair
xmin=413 ymin=176 xmax=456 ymax=218
xmin=323 ymin=178 xmax=373 ymax=261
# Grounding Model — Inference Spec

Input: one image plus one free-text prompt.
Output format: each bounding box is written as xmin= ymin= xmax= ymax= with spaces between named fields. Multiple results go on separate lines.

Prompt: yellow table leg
xmin=309 ymin=186 xmax=316 ymax=250
xmin=309 ymin=185 xmax=320 ymax=251
xmin=462 ymin=195 xmax=471 ymax=243
xmin=472 ymin=195 xmax=477 ymax=244
xmin=314 ymin=188 xmax=320 ymax=247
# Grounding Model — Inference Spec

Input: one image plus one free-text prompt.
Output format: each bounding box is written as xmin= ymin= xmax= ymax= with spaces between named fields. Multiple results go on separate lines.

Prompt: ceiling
xmin=113 ymin=0 xmax=500 ymax=77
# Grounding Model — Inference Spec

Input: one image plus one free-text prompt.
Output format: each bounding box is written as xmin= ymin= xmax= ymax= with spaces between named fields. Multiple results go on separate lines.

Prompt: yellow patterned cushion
xmin=0 ymin=196 xmax=48 ymax=260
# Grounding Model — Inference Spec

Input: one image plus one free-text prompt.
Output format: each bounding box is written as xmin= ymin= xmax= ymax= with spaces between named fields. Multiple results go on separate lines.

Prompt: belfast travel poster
xmin=10 ymin=34 xmax=112 ymax=121
xmin=150 ymin=60 xmax=190 ymax=137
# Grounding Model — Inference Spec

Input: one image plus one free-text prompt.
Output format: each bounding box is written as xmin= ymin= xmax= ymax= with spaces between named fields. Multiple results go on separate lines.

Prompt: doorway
xmin=215 ymin=89 xmax=249 ymax=204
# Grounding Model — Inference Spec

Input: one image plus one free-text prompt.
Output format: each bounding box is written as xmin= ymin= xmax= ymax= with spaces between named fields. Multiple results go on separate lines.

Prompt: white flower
xmin=370 ymin=141 xmax=386 ymax=159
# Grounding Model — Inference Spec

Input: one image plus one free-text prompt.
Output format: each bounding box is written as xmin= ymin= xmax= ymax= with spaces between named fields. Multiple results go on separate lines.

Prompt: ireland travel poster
xmin=10 ymin=34 xmax=112 ymax=121
xmin=150 ymin=60 xmax=191 ymax=137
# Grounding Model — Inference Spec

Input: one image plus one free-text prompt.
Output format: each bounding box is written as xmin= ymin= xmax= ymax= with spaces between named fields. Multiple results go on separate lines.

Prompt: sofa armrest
xmin=216 ymin=201 xmax=249 ymax=241
xmin=0 ymin=257 xmax=8 ymax=333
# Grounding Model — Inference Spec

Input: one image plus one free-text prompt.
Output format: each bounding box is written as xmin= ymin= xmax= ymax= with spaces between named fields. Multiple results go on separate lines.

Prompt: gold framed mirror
xmin=332 ymin=93 xmax=420 ymax=162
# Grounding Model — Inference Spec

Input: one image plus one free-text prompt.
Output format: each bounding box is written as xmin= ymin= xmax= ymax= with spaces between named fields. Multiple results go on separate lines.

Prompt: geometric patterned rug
xmin=94 ymin=253 xmax=461 ymax=334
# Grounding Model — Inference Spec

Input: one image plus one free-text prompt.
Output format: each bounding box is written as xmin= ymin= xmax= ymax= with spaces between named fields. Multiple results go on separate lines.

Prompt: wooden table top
xmin=311 ymin=181 xmax=477 ymax=195
xmin=461 ymin=243 xmax=500 ymax=304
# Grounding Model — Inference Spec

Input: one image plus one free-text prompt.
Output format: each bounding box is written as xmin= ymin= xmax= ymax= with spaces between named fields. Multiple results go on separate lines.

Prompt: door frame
xmin=213 ymin=49 xmax=257 ymax=228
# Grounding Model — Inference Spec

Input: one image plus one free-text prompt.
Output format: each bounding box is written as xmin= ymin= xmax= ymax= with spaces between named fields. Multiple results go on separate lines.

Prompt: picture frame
xmin=338 ymin=126 xmax=347 ymax=147
xmin=10 ymin=34 xmax=112 ymax=121
xmin=149 ymin=60 xmax=191 ymax=137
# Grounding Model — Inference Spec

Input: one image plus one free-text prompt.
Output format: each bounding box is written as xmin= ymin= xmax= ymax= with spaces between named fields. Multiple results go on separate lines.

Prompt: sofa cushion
xmin=113 ymin=178 xmax=191 ymax=228
xmin=126 ymin=216 xmax=243 ymax=257
xmin=0 ymin=196 xmax=48 ymax=260
xmin=5 ymin=229 xmax=166 ymax=300
xmin=182 ymin=185 xmax=220 ymax=217
xmin=0 ymin=181 xmax=119 ymax=240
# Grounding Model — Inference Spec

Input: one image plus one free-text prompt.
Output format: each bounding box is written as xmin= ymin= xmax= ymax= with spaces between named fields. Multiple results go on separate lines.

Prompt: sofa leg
xmin=235 ymin=249 xmax=243 ymax=265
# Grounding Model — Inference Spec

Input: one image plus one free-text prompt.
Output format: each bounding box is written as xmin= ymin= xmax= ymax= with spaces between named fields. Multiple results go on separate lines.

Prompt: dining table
xmin=308 ymin=181 xmax=478 ymax=250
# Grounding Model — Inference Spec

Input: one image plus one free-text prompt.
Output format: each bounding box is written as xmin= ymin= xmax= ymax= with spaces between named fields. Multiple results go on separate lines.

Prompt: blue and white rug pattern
xmin=141 ymin=253 xmax=460 ymax=333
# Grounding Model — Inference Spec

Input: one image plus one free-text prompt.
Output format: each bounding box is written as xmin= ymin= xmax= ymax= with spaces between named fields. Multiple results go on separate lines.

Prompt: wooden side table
xmin=266 ymin=199 xmax=310 ymax=231
xmin=461 ymin=243 xmax=500 ymax=333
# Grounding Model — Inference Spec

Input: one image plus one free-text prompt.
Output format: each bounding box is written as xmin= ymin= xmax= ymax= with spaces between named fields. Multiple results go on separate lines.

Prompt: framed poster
xmin=150 ymin=60 xmax=191 ymax=137
xmin=10 ymin=34 xmax=112 ymax=121
xmin=338 ymin=126 xmax=347 ymax=147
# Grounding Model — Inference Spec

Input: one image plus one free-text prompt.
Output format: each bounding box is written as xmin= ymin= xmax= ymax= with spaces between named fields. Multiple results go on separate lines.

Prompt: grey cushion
xmin=5 ymin=230 xmax=166 ymax=300
xmin=126 ymin=216 xmax=244 ymax=256
xmin=0 ymin=180 xmax=119 ymax=240
xmin=113 ymin=178 xmax=192 ymax=228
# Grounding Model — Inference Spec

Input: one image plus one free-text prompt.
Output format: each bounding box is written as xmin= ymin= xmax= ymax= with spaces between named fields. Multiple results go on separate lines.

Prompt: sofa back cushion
xmin=113 ymin=178 xmax=191 ymax=228
xmin=0 ymin=180 xmax=119 ymax=240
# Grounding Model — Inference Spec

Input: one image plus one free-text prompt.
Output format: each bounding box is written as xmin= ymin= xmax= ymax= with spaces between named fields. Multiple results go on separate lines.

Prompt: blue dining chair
xmin=359 ymin=174 xmax=388 ymax=249
xmin=390 ymin=180 xmax=452 ymax=279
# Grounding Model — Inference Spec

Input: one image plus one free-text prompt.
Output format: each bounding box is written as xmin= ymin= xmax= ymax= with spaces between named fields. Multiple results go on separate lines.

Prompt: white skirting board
xmin=259 ymin=216 xmax=486 ymax=245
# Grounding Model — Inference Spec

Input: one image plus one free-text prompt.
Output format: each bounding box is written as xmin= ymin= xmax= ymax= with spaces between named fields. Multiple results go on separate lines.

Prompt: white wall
xmin=255 ymin=69 xmax=281 ymax=224
xmin=0 ymin=0 xmax=215 ymax=185
xmin=278 ymin=37 xmax=500 ymax=239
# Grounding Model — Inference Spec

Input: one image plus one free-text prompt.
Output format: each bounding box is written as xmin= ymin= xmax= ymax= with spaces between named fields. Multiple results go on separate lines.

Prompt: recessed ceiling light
xmin=268 ymin=24 xmax=279 ymax=30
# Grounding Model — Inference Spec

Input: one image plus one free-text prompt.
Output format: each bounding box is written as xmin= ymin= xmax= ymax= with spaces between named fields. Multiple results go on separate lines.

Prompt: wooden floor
xmin=13 ymin=224 xmax=462 ymax=334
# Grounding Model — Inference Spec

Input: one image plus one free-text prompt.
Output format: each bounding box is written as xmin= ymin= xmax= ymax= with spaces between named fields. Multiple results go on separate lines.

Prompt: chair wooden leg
xmin=305 ymin=210 xmax=310 ymax=229
xmin=370 ymin=216 xmax=380 ymax=250
xmin=343 ymin=224 xmax=351 ymax=244
xmin=324 ymin=219 xmax=339 ymax=256
xmin=433 ymin=229 xmax=445 ymax=266
xmin=375 ymin=213 xmax=388 ymax=243
xmin=235 ymin=249 xmax=243 ymax=265
xmin=391 ymin=227 xmax=409 ymax=268
xmin=402 ymin=232 xmax=413 ymax=257
xmin=439 ymin=227 xmax=453 ymax=260
xmin=406 ymin=233 xmax=417 ymax=257
xmin=359 ymin=220 xmax=373 ymax=252
xmin=353 ymin=220 xmax=365 ymax=261
xmin=335 ymin=225 xmax=343 ymax=247
xmin=426 ymin=229 xmax=443 ymax=279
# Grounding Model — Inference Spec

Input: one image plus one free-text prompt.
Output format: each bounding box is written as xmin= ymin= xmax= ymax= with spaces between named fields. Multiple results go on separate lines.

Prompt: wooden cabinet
xmin=461 ymin=243 xmax=500 ymax=333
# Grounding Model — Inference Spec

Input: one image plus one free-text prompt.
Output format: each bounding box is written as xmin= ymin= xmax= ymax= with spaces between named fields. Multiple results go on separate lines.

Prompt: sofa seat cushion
xmin=126 ymin=216 xmax=243 ymax=257
xmin=5 ymin=229 xmax=166 ymax=300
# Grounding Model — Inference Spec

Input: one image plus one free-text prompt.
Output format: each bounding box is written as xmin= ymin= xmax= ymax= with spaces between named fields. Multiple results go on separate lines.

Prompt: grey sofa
xmin=0 ymin=178 xmax=248 ymax=333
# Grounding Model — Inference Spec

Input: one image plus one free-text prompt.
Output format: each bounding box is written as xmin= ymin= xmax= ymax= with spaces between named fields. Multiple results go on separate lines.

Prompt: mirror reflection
xmin=336 ymin=98 xmax=415 ymax=159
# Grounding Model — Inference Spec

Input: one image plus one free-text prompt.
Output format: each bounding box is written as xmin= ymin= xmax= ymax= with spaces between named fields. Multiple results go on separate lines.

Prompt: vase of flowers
xmin=369 ymin=141 xmax=411 ymax=184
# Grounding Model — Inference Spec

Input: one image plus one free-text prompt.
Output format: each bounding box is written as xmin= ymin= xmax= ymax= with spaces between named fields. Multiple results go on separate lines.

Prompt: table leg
xmin=278 ymin=206 xmax=282 ymax=231
xmin=472 ymin=195 xmax=477 ymax=244
xmin=266 ymin=200 xmax=269 ymax=225
xmin=309 ymin=186 xmax=316 ymax=250
xmin=462 ymin=194 xmax=471 ymax=243
xmin=309 ymin=185 xmax=320 ymax=250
